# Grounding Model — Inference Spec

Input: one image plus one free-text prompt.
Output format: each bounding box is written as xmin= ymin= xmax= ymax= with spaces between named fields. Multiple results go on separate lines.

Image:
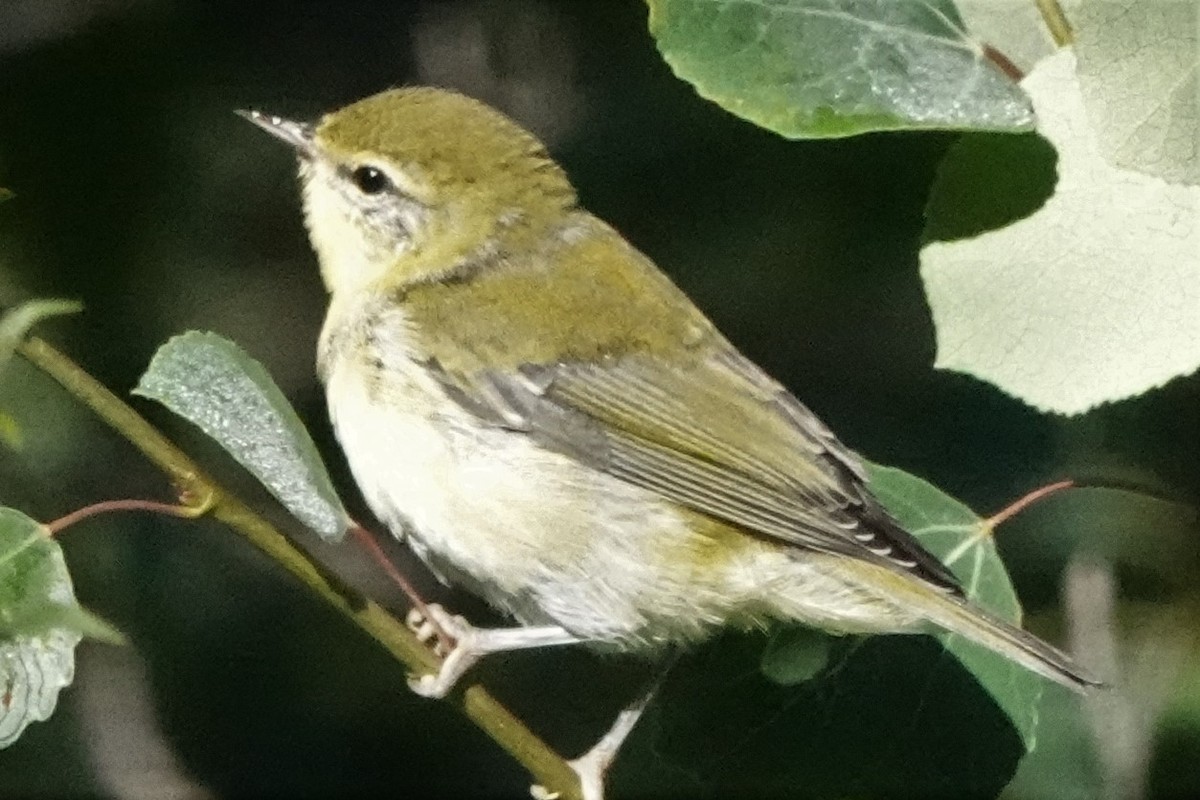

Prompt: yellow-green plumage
xmin=253 ymin=87 xmax=1095 ymax=692
xmin=401 ymin=216 xmax=716 ymax=370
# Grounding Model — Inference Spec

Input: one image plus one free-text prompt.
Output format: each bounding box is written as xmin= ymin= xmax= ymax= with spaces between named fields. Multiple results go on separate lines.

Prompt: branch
xmin=17 ymin=336 xmax=584 ymax=800
xmin=1034 ymin=0 xmax=1074 ymax=46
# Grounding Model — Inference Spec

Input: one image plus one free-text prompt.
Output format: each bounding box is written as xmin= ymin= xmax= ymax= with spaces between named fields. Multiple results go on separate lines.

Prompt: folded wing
xmin=429 ymin=344 xmax=964 ymax=596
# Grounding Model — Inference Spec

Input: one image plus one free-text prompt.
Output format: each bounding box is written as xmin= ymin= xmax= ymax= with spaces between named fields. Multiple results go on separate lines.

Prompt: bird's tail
xmin=905 ymin=580 xmax=1100 ymax=692
xmin=831 ymin=559 xmax=1102 ymax=691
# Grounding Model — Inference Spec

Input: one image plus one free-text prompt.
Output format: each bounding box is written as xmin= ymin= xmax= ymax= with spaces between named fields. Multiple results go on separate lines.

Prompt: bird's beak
xmin=236 ymin=109 xmax=316 ymax=157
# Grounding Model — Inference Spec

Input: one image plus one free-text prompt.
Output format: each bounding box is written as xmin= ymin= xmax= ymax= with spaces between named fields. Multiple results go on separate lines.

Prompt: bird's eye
xmin=351 ymin=165 xmax=391 ymax=195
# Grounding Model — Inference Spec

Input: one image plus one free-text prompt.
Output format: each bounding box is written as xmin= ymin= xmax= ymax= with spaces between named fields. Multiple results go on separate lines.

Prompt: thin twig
xmin=46 ymin=498 xmax=203 ymax=536
xmin=1034 ymin=0 xmax=1074 ymax=46
xmin=17 ymin=336 xmax=584 ymax=800
xmin=986 ymin=479 xmax=1074 ymax=530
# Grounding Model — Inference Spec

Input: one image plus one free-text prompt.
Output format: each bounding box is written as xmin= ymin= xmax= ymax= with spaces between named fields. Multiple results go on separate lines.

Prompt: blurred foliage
xmin=0 ymin=1 xmax=1198 ymax=798
xmin=0 ymin=300 xmax=82 ymax=371
xmin=0 ymin=299 xmax=83 ymax=451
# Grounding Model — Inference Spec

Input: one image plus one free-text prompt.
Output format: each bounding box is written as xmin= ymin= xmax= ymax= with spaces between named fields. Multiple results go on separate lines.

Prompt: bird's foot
xmin=405 ymin=603 xmax=459 ymax=657
xmin=526 ymin=746 xmax=613 ymax=800
xmin=528 ymin=683 xmax=657 ymax=800
xmin=405 ymin=607 xmax=580 ymax=699
xmin=405 ymin=604 xmax=479 ymax=698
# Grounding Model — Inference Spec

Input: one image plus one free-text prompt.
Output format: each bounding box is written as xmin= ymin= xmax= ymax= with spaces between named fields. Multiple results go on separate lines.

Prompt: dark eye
xmin=351 ymin=165 xmax=391 ymax=194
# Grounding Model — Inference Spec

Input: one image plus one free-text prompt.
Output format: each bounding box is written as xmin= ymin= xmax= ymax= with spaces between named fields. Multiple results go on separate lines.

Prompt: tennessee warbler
xmin=240 ymin=88 xmax=1095 ymax=799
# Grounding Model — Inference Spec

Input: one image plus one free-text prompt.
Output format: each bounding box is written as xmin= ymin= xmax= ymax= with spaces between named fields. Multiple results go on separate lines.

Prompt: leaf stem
xmin=1033 ymin=0 xmax=1074 ymax=46
xmin=987 ymin=479 xmax=1075 ymax=530
xmin=17 ymin=336 xmax=584 ymax=800
xmin=981 ymin=44 xmax=1024 ymax=82
xmin=349 ymin=523 xmax=453 ymax=651
xmin=45 ymin=498 xmax=203 ymax=535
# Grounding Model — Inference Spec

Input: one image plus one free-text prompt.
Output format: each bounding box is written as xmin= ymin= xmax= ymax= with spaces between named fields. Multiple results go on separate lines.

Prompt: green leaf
xmin=750 ymin=463 xmax=1049 ymax=746
xmin=0 ymin=507 xmax=122 ymax=749
xmin=760 ymin=626 xmax=833 ymax=685
xmin=645 ymin=0 xmax=1034 ymax=138
xmin=921 ymin=49 xmax=1200 ymax=414
xmin=750 ymin=463 xmax=1048 ymax=746
xmin=1075 ymin=0 xmax=1198 ymax=184
xmin=865 ymin=462 xmax=1043 ymax=748
xmin=0 ymin=188 xmax=13 ymax=203
xmin=133 ymin=331 xmax=351 ymax=542
xmin=0 ymin=299 xmax=83 ymax=375
xmin=922 ymin=131 xmax=1058 ymax=243
xmin=693 ymin=460 xmax=1050 ymax=796
xmin=1005 ymin=666 xmax=1103 ymax=800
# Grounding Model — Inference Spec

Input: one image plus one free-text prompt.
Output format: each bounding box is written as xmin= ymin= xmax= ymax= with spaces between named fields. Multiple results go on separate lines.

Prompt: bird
xmin=239 ymin=87 xmax=1096 ymax=800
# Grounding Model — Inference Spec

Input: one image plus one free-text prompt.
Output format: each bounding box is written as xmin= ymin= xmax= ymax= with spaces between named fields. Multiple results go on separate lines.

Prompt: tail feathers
xmin=922 ymin=594 xmax=1102 ymax=692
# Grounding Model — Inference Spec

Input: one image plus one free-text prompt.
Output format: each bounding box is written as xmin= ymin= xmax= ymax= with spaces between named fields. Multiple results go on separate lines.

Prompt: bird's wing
xmin=428 ymin=345 xmax=964 ymax=595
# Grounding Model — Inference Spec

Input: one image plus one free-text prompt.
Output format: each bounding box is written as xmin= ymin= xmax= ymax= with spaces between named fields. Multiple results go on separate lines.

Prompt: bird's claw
xmin=405 ymin=603 xmax=461 ymax=656
xmin=405 ymin=604 xmax=480 ymax=698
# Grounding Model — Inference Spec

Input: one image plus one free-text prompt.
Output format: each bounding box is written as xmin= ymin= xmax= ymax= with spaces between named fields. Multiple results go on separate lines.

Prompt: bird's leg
xmin=531 ymin=662 xmax=674 ymax=800
xmin=564 ymin=686 xmax=656 ymax=800
xmin=405 ymin=604 xmax=583 ymax=698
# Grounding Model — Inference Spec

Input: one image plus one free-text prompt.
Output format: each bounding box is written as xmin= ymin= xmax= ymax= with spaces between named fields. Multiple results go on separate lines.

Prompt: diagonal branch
xmin=18 ymin=335 xmax=583 ymax=800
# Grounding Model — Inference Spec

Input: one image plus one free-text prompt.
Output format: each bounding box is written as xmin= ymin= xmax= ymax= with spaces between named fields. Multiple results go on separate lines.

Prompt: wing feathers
xmin=426 ymin=351 xmax=963 ymax=595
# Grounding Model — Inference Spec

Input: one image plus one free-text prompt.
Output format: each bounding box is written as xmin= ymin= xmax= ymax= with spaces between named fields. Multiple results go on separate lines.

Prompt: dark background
xmin=1 ymin=1 xmax=1197 ymax=798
